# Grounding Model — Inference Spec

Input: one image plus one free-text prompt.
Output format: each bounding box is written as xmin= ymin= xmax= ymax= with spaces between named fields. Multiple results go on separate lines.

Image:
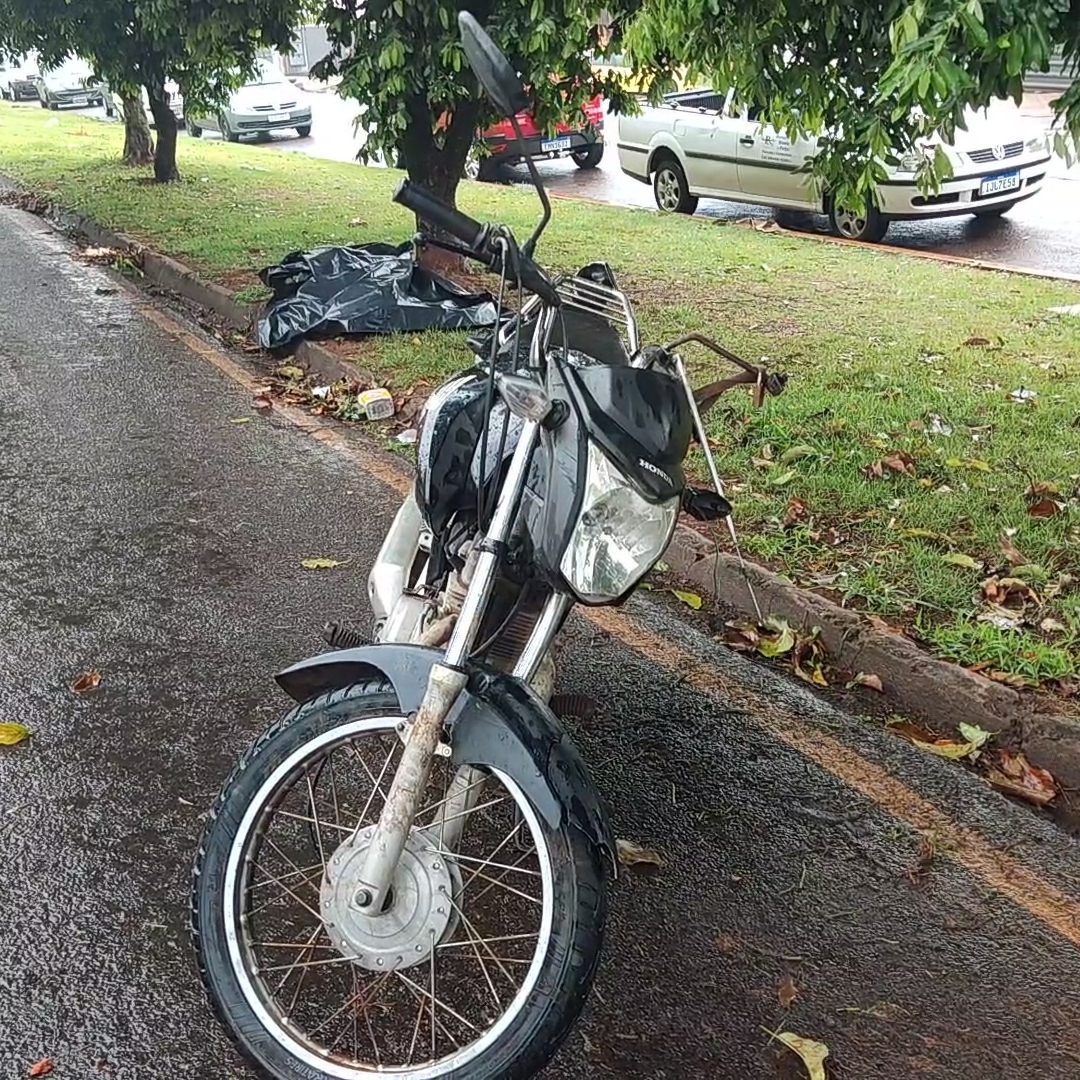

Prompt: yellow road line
xmin=139 ymin=297 xmax=1080 ymax=951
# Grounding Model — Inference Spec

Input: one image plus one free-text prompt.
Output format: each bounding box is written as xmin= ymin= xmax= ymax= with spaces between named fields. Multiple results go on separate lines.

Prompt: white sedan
xmin=616 ymin=89 xmax=1053 ymax=241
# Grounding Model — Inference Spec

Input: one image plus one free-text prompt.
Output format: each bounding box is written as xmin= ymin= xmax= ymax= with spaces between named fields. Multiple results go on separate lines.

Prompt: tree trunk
xmin=146 ymin=87 xmax=179 ymax=182
xmin=120 ymin=90 xmax=154 ymax=167
xmin=400 ymin=96 xmax=482 ymax=275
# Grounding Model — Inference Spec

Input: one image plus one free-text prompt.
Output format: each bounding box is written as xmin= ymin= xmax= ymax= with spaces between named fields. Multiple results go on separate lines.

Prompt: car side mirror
xmin=458 ymin=11 xmax=529 ymax=118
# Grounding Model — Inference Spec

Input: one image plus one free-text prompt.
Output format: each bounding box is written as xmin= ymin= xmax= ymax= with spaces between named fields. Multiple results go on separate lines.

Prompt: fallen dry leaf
xmin=1027 ymin=480 xmax=1059 ymax=498
xmin=984 ymin=670 xmax=1029 ymax=689
xmin=0 ymin=722 xmax=31 ymax=746
xmin=723 ymin=620 xmax=760 ymax=651
xmin=980 ymin=576 xmax=1035 ymax=607
xmin=783 ymin=496 xmax=810 ymax=528
xmin=848 ymin=672 xmax=884 ymax=692
xmin=998 ymin=532 xmax=1027 ymax=566
xmin=793 ymin=630 xmax=829 ymax=687
xmin=1027 ymin=497 xmax=1061 ymax=518
xmin=774 ymin=1031 xmax=829 ymax=1080
xmin=28 ymin=1060 xmax=53 ymax=1078
xmin=986 ymin=750 xmax=1056 ymax=806
xmin=70 ymin=669 xmax=102 ymax=693
xmin=300 ymin=558 xmax=342 ymax=571
xmin=616 ymin=838 xmax=665 ymax=868
xmin=863 ymin=449 xmax=915 ymax=480
xmin=778 ymin=974 xmax=799 ymax=1008
xmin=961 ymin=336 xmax=992 ymax=347
xmin=671 ymin=589 xmax=703 ymax=611
xmin=251 ymin=393 xmax=273 ymax=411
xmin=887 ymin=718 xmax=990 ymax=761
xmin=1040 ymin=616 xmax=1067 ymax=634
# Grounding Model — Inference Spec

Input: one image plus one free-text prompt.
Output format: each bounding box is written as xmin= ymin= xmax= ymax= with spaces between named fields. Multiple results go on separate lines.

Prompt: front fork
xmin=352 ymin=417 xmax=543 ymax=914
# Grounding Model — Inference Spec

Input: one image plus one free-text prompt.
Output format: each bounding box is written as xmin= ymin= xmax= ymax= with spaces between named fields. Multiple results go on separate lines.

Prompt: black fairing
xmin=567 ymin=365 xmax=693 ymax=501
xmin=413 ymin=371 xmax=489 ymax=535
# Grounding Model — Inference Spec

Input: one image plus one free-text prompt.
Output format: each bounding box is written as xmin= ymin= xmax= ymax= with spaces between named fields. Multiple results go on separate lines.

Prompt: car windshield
xmin=243 ymin=60 xmax=286 ymax=88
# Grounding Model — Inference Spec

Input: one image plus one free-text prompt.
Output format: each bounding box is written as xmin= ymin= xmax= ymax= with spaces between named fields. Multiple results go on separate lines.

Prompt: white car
xmin=186 ymin=60 xmax=311 ymax=142
xmin=617 ymin=88 xmax=1053 ymax=241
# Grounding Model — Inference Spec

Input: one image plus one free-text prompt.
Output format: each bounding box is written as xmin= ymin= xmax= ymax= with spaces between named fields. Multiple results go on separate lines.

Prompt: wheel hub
xmin=320 ymin=826 xmax=461 ymax=972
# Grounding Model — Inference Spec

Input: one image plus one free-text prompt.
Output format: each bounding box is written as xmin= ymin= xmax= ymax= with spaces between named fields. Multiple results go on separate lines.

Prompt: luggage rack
xmin=553 ymin=271 xmax=639 ymax=354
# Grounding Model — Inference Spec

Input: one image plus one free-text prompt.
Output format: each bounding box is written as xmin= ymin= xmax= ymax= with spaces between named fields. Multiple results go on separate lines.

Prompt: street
xmin=9 ymin=90 xmax=1080 ymax=277
xmin=3 ymin=203 xmax=1080 ymax=1079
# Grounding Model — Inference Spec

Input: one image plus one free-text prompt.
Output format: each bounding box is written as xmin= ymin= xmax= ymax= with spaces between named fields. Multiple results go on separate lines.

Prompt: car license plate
xmin=979 ymin=171 xmax=1020 ymax=197
xmin=541 ymin=136 xmax=572 ymax=153
xmin=70 ymin=95 xmax=88 ymax=107
xmin=267 ymin=111 xmax=289 ymax=122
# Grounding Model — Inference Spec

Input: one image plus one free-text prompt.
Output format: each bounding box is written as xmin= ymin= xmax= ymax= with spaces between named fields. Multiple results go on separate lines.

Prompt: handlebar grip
xmin=393 ymin=178 xmax=485 ymax=251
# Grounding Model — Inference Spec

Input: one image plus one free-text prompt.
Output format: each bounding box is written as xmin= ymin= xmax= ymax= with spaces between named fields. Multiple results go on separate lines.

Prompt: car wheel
xmin=652 ymin=156 xmax=698 ymax=215
xmin=188 ymin=121 xmax=202 ymax=138
xmin=973 ymin=201 xmax=1018 ymax=219
xmin=296 ymin=124 xmax=311 ymax=138
xmin=828 ymin=197 xmax=888 ymax=242
xmin=221 ymin=115 xmax=240 ymax=143
xmin=49 ymin=101 xmax=59 ymax=111
xmin=572 ymin=143 xmax=604 ymax=169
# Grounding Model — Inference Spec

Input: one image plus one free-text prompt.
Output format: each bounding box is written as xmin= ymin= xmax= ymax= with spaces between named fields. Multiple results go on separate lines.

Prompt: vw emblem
xmin=992 ymin=144 xmax=1006 ymax=160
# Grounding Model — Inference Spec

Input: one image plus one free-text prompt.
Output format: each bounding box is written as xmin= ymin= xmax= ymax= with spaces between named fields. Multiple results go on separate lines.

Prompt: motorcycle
xmin=190 ymin=13 xmax=784 ymax=1080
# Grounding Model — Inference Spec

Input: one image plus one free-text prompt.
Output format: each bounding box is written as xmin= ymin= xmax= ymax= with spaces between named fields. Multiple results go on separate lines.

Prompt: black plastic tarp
xmin=257 ymin=241 xmax=498 ymax=350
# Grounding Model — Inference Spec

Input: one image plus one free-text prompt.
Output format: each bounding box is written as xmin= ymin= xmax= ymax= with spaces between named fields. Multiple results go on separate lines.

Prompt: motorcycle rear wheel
xmin=191 ymin=679 xmax=606 ymax=1080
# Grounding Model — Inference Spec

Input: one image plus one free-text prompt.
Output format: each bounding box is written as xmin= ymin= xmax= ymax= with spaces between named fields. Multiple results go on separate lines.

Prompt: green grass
xmin=3 ymin=102 xmax=1079 ymax=683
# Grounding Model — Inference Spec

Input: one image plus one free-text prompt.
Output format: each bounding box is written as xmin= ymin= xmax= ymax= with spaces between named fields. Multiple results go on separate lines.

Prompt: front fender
xmin=275 ymin=644 xmax=615 ymax=863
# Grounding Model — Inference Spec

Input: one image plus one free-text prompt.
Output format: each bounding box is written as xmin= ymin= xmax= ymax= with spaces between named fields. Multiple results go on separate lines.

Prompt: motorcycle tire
xmin=190 ymin=679 xmax=607 ymax=1080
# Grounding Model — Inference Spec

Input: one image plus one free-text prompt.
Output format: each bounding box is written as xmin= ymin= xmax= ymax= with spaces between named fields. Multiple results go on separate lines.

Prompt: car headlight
xmin=560 ymin=441 xmax=679 ymax=602
xmin=1025 ymin=133 xmax=1049 ymax=155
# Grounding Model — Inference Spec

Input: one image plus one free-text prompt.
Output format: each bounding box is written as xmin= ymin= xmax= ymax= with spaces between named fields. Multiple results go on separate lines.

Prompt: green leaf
xmin=301 ymin=557 xmax=343 ymax=570
xmin=942 ymin=553 xmax=980 ymax=570
xmin=671 ymin=589 xmax=703 ymax=610
xmin=779 ymin=444 xmax=816 ymax=464
xmin=0 ymin=722 xmax=31 ymax=746
xmin=758 ymin=617 xmax=796 ymax=657
xmin=769 ymin=470 xmax=798 ymax=487
xmin=958 ymin=722 xmax=992 ymax=750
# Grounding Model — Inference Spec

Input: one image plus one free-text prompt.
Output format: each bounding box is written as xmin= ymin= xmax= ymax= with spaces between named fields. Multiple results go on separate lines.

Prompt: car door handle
xmin=740 ymin=136 xmax=755 ymax=147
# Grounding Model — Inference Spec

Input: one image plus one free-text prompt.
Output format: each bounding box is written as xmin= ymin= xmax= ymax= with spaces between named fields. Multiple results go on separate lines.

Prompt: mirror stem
xmin=510 ymin=113 xmax=551 ymax=258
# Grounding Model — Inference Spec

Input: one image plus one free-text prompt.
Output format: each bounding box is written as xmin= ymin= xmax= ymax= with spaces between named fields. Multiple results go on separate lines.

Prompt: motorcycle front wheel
xmin=191 ymin=680 xmax=606 ymax=1080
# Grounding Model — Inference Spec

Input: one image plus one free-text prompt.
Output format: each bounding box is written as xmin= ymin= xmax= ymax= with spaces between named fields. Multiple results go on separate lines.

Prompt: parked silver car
xmin=36 ymin=59 xmax=108 ymax=110
xmin=0 ymin=55 xmax=41 ymax=101
xmin=187 ymin=60 xmax=311 ymax=142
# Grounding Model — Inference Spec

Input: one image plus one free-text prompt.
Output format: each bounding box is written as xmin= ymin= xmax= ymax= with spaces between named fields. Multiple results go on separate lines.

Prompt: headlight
xmin=1025 ymin=133 xmax=1049 ymax=155
xmin=560 ymin=441 xmax=679 ymax=602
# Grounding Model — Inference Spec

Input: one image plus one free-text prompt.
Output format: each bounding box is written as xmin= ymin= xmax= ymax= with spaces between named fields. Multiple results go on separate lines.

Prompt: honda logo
xmin=992 ymin=144 xmax=1006 ymax=160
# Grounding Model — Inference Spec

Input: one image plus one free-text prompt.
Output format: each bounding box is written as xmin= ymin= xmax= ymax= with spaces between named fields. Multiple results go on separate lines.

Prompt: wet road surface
xmin=3 ymin=206 xmax=1080 ymax=1079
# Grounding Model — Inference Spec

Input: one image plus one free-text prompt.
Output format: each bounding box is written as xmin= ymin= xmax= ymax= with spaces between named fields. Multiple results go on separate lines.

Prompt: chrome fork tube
xmin=354 ymin=418 xmax=542 ymax=912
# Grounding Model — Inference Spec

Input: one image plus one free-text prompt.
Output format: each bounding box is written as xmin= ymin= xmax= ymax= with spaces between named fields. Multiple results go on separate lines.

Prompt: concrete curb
xmin=50 ymin=206 xmax=364 ymax=389
xmin=9 ymin=181 xmax=1080 ymax=796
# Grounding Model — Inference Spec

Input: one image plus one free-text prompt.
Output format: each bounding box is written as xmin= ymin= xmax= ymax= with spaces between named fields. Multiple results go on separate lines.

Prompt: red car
xmin=469 ymin=95 xmax=605 ymax=180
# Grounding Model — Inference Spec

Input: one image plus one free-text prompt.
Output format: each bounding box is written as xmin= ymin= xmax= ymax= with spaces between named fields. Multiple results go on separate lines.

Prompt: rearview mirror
xmin=458 ymin=11 xmax=529 ymax=118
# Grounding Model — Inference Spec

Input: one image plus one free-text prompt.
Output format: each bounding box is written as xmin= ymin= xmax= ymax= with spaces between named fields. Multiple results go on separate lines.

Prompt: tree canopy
xmin=0 ymin=0 xmax=303 ymax=181
xmin=626 ymin=0 xmax=1080 ymax=210
xmin=314 ymin=0 xmax=639 ymax=207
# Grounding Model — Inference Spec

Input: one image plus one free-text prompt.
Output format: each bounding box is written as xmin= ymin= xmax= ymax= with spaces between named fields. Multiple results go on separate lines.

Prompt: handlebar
xmin=393 ymin=179 xmax=560 ymax=306
xmin=394 ymin=178 xmax=485 ymax=250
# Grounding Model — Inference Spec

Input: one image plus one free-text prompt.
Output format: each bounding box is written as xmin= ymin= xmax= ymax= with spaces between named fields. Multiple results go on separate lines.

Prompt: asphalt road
xmin=3 ymin=206 xmax=1080 ymax=1080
